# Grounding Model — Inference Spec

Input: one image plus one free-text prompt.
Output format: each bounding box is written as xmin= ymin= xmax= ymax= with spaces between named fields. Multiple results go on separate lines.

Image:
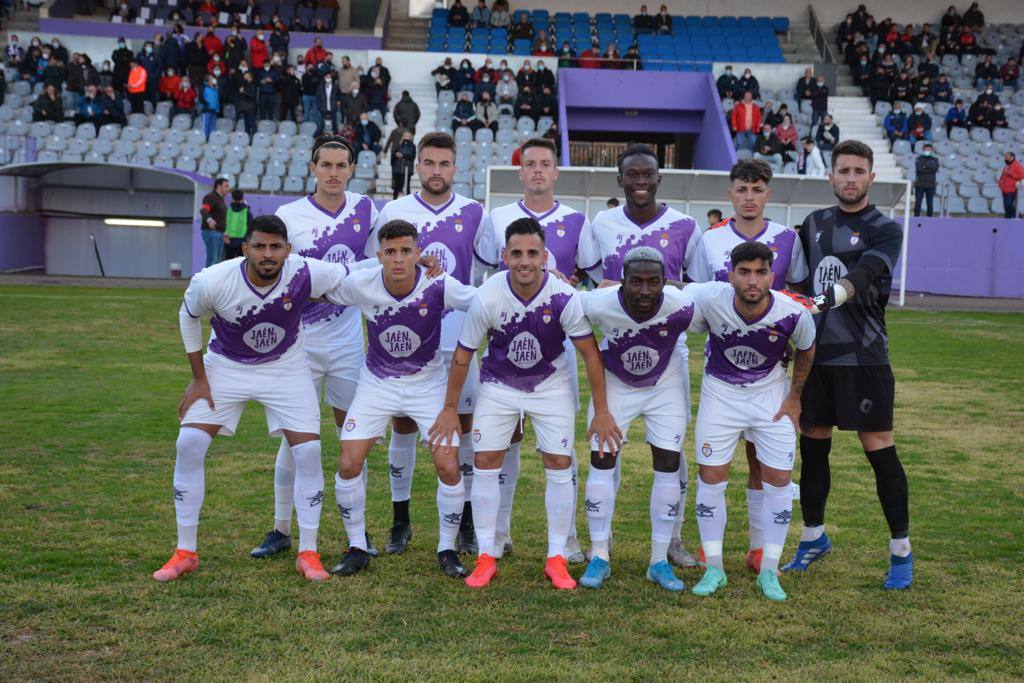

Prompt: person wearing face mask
xmin=111 ymin=37 xmax=134 ymax=94
xmin=976 ymin=84 xmax=999 ymax=108
xmin=98 ymin=60 xmax=115 ymax=90
xmin=300 ymin=65 xmax=321 ymax=130
xmin=5 ymin=35 xmax=24 ymax=68
xmin=535 ymin=85 xmax=557 ymax=119
xmin=474 ymin=59 xmax=495 ymax=84
xmin=475 ymin=90 xmax=498 ymax=132
xmin=907 ymin=106 xmax=932 ymax=145
xmin=737 ymin=68 xmax=760 ymax=101
xmin=810 ymin=76 xmax=829 ymax=129
xmin=354 ymin=112 xmax=382 ymax=154
xmin=557 ymin=41 xmax=577 ymax=69
xmin=473 ymin=69 xmax=495 ymax=103
xmin=172 ymin=75 xmax=197 ymax=119
xmin=534 ymin=60 xmax=554 ymax=90
xmin=913 ymin=144 xmax=939 ymax=217
xmin=815 ymin=114 xmax=839 ymax=152
xmin=223 ymin=35 xmax=245 ymax=70
xmin=160 ymin=66 xmax=181 ymax=100
xmin=183 ymin=33 xmax=207 ymax=91
xmin=237 ymin=70 xmax=258 ymax=136
xmin=249 ymin=31 xmax=268 ymax=69
xmin=851 ymin=56 xmax=871 ymax=94
xmin=513 ymin=84 xmax=536 ymax=122
xmin=270 ymin=20 xmax=290 ymax=57
xmin=495 ymin=68 xmax=517 ymax=112
xmin=159 ymin=29 xmax=181 ymax=76
xmin=883 ymin=103 xmax=908 ymax=147
xmin=126 ymin=59 xmax=148 ymax=113
xmin=998 ymin=152 xmax=1024 ymax=219
xmin=718 ymin=65 xmax=739 ymax=99
xmin=341 ymin=81 xmax=366 ymax=126
xmin=451 ymin=90 xmax=479 ymax=132
xmin=201 ymin=75 xmax=220 ymax=140
xmin=453 ymin=59 xmax=475 ymax=94
xmin=985 ymin=102 xmax=1007 ymax=133
xmin=206 ymin=51 xmax=225 ymax=76
xmin=516 ymin=60 xmax=535 ymax=90
xmin=256 ymin=60 xmax=279 ymax=121
xmin=315 ymin=72 xmax=342 ymax=135
xmin=930 ymin=74 xmax=953 ymax=103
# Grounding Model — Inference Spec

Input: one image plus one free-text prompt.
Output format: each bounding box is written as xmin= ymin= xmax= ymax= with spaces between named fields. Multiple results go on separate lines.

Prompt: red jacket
xmin=202 ymin=33 xmax=223 ymax=56
xmin=731 ymin=101 xmax=762 ymax=133
xmin=998 ymin=160 xmax=1024 ymax=194
xmin=249 ymin=38 xmax=269 ymax=69
xmin=159 ymin=74 xmax=181 ymax=98
xmin=577 ymin=49 xmax=601 ymax=69
xmin=304 ymin=45 xmax=327 ymax=66
xmin=173 ymin=86 xmax=198 ymax=111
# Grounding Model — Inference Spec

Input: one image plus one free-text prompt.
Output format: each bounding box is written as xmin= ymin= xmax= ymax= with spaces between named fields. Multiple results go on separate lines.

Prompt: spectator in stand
xmin=975 ymin=54 xmax=1000 ymax=91
xmin=256 ymin=59 xmax=277 ymax=120
xmin=717 ymin=65 xmax=738 ymax=99
xmin=337 ymin=55 xmax=358 ymax=92
xmin=962 ymin=2 xmax=984 ymax=31
xmin=799 ymin=136 xmax=827 ymax=176
xmin=392 ymin=90 xmax=420 ymax=133
xmin=126 ymin=59 xmax=147 ymax=113
xmin=200 ymin=74 xmax=219 ymax=140
xmin=372 ymin=56 xmax=391 ymax=89
xmin=945 ymin=98 xmax=967 ymax=135
xmin=918 ymin=53 xmax=940 ymax=80
xmin=810 ymin=75 xmax=829 ymax=130
xmin=311 ymin=18 xmax=331 ymax=33
xmin=489 ymin=0 xmax=510 ymax=29
xmin=5 ymin=35 xmax=25 ymax=69
xmin=633 ymin=5 xmax=654 ymax=34
xmin=270 ymin=21 xmax=289 ymax=58
xmin=940 ymin=5 xmax=959 ymax=33
xmin=301 ymin=66 xmax=320 ymax=129
xmin=365 ymin=72 xmax=388 ymax=122
xmin=353 ymin=112 xmax=382 ymax=155
xmin=304 ymin=37 xmax=327 ymax=67
xmin=32 ymin=83 xmax=64 ymax=122
xmin=869 ymin=66 xmax=893 ymax=107
xmin=815 ymin=113 xmax=839 ymax=152
xmin=159 ymin=66 xmax=181 ymax=100
xmin=98 ymin=60 xmax=115 ymax=90
xmin=341 ymin=81 xmax=366 ymax=124
xmin=577 ymin=41 xmax=602 ymax=69
xmin=623 ymin=45 xmax=642 ymax=71
xmin=42 ymin=56 xmax=66 ymax=93
xmin=602 ymin=44 xmax=622 ymax=70
xmin=536 ymin=85 xmax=557 ymax=121
xmin=967 ymin=98 xmax=991 ymax=130
xmin=237 ymin=70 xmax=257 ymax=135
xmin=451 ymin=90 xmax=479 ymax=132
xmin=516 ymin=60 xmax=536 ymax=90
xmin=753 ymin=123 xmax=783 ymax=170
xmin=884 ymin=103 xmax=909 ymax=147
xmin=172 ymin=75 xmax=198 ymax=119
xmin=207 ymin=51 xmax=226 ymax=77
xmin=931 ymin=73 xmax=953 ymax=103
xmin=737 ymin=68 xmax=759 ymax=100
xmin=476 ymin=90 xmax=499 ymax=132
xmin=998 ymin=152 xmax=1024 ymax=218
xmin=199 ymin=178 xmax=229 ymax=266
xmin=471 ymin=0 xmax=490 ymax=28
xmin=201 ymin=29 xmax=222 ymax=58
xmin=390 ymin=129 xmax=416 ymax=199
xmin=852 ymin=54 xmax=872 ymax=92
xmin=837 ymin=14 xmax=856 ymax=53
xmin=112 ymin=0 xmax=134 ymax=22
xmin=514 ymin=84 xmax=536 ymax=121
xmin=101 ymin=85 xmax=128 ymax=126
xmin=533 ymin=34 xmax=554 ymax=57
xmin=431 ymin=57 xmax=454 ymax=94
xmin=315 ymin=71 xmax=341 ymax=134
xmin=183 ymin=33 xmax=207 ymax=89
xmin=448 ymin=0 xmax=469 ymax=28
xmin=454 ymin=58 xmax=475 ymax=93
xmin=959 ymin=26 xmax=979 ymax=56
xmin=706 ymin=209 xmax=723 ymax=228
xmin=761 ymin=100 xmax=780 ymax=128
xmin=999 ymin=57 xmax=1020 ymax=93
xmin=278 ymin=63 xmax=300 ymax=122
xmin=908 ymin=105 xmax=933 ymax=144
xmin=474 ymin=58 xmax=497 ymax=84
xmin=511 ymin=12 xmax=534 ymax=42
xmin=913 ymin=143 xmax=939 ymax=217
xmin=730 ymin=91 xmax=761 ymax=152
xmin=795 ymin=67 xmax=815 ymax=105
xmin=891 ymin=70 xmax=913 ymax=104
xmin=534 ymin=60 xmax=554 ymax=90
xmin=496 ymin=68 xmax=517 ymax=111
xmin=136 ymin=41 xmax=160 ymax=107
xmin=913 ymin=75 xmax=932 ymax=105
xmin=655 ymin=5 xmax=672 ymax=34
xmin=775 ymin=113 xmax=798 ymax=161
xmin=249 ymin=31 xmax=268 ymax=69
xmin=976 ymin=84 xmax=1000 ymax=108
xmin=224 ymin=33 xmax=247 ymax=69
xmin=987 ymin=102 xmax=1008 ymax=132
xmin=473 ymin=69 xmax=495 ymax=102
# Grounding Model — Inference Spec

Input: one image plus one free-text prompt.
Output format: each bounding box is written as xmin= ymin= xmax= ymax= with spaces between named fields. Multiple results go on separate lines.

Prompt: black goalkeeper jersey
xmin=799 ymin=204 xmax=903 ymax=367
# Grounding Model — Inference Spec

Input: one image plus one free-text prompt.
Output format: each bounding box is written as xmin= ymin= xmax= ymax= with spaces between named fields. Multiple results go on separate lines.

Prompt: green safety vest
xmin=225 ymin=205 xmax=249 ymax=239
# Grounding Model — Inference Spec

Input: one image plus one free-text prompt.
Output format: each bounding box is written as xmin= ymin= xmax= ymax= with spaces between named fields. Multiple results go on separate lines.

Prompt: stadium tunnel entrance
xmin=0 ymin=163 xmax=211 ymax=278
xmin=557 ymin=69 xmax=737 ymax=171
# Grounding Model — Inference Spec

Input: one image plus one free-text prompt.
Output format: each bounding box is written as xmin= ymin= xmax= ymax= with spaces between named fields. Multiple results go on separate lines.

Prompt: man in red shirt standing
xmin=998 ymin=152 xmax=1024 ymax=219
xmin=730 ymin=91 xmax=762 ymax=152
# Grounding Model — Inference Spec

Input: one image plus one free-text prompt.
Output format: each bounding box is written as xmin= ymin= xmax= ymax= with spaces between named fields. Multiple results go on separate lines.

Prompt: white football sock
xmin=471 ymin=467 xmax=500 ymax=557
xmin=672 ymin=455 xmax=689 ymax=540
xmin=273 ymin=438 xmax=294 ymax=535
xmin=801 ymin=524 xmax=825 ymax=542
xmin=747 ymin=487 xmax=764 ymax=551
xmin=696 ymin=477 xmax=728 ymax=571
xmin=760 ymin=481 xmax=793 ymax=573
xmin=650 ymin=470 xmax=679 ymax=564
xmin=497 ymin=441 xmax=521 ymax=536
xmin=173 ymin=427 xmax=211 ymax=552
xmin=334 ymin=472 xmax=367 ymax=550
xmin=335 ymin=426 xmax=369 ymax=489
xmin=458 ymin=440 xmax=475 ymax=501
xmin=569 ymin=450 xmax=579 ymax=539
xmin=612 ymin=452 xmax=622 ymax=493
xmin=890 ymin=537 xmax=912 ymax=557
xmin=585 ymin=465 xmax=615 ymax=560
xmin=436 ymin=477 xmax=465 ymax=552
xmin=388 ymin=430 xmax=418 ymax=502
xmin=545 ymin=467 xmax=574 ymax=558
xmin=290 ymin=440 xmax=324 ymax=552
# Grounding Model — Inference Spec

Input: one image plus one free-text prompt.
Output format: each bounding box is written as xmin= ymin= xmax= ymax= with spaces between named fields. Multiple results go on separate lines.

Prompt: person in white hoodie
xmin=800 ymin=136 xmax=827 ymax=177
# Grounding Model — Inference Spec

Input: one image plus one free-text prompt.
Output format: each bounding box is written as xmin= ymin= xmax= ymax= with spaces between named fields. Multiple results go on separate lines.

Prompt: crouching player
xmin=430 ymin=217 xmax=621 ymax=590
xmin=155 ymin=215 xmax=367 ymax=583
xmin=576 ymin=247 xmax=702 ymax=591
xmin=330 ymin=220 xmax=478 ymax=580
xmin=688 ymin=242 xmax=816 ymax=601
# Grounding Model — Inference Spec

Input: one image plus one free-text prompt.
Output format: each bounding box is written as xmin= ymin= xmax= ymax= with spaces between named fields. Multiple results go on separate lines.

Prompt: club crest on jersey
xmin=454 ymin=218 xmax=464 ymax=233
xmin=281 ymin=296 xmax=292 ymax=311
xmin=659 ymin=233 xmax=670 ymax=248
xmin=768 ymin=327 xmax=779 ymax=343
xmin=542 ymin=307 xmax=553 ymax=324
xmin=353 ymin=219 xmax=361 ymax=232
xmin=659 ymin=326 xmax=668 ymax=337
xmin=850 ymin=231 xmax=861 ymax=245
xmin=556 ymin=225 xmax=565 ymax=237
xmin=419 ymin=302 xmax=429 ymax=316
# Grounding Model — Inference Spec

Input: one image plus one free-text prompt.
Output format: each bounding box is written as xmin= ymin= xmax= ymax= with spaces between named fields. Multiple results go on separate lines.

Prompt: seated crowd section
xmin=428 ymin=5 xmax=788 ymax=69
xmin=107 ymin=0 xmax=338 ymax=33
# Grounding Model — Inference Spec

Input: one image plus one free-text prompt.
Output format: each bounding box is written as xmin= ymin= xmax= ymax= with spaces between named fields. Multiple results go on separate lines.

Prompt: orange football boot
xmin=152 ymin=549 xmax=199 ymax=582
xmin=296 ymin=550 xmax=330 ymax=581
xmin=465 ymin=553 xmax=498 ymax=588
xmin=544 ymin=555 xmax=577 ymax=590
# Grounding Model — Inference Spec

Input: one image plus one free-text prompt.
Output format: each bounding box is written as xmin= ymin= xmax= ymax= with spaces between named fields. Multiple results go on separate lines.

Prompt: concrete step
xmin=385 ymin=17 xmax=428 ymax=51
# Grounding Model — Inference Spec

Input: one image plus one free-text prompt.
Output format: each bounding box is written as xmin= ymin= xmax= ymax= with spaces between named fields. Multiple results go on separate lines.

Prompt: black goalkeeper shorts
xmin=800 ymin=364 xmax=895 ymax=433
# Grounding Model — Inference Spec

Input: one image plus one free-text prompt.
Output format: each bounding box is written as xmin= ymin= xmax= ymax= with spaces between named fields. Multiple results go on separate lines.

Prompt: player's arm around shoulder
xmin=443 ymin=273 xmax=479 ymax=312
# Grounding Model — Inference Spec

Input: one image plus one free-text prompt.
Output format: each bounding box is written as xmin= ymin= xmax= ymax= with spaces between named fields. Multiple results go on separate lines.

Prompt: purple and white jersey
xmin=688 ymin=218 xmax=808 ymax=289
xmin=334 ymin=265 xmax=476 ymax=383
xmin=372 ymin=191 xmax=491 ymax=352
xmin=458 ymin=272 xmax=593 ymax=393
xmin=688 ymin=281 xmax=815 ymax=389
xmin=479 ymin=200 xmax=589 ymax=277
xmin=183 ymin=255 xmax=351 ymax=367
xmin=580 ymin=285 xmax=701 ymax=388
xmin=275 ymin=192 xmax=377 ymax=351
xmin=579 ymin=204 xmax=702 ymax=283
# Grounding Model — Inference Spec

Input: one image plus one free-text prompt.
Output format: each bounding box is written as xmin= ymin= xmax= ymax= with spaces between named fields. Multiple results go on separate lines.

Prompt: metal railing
xmin=808 ymin=4 xmax=836 ymax=65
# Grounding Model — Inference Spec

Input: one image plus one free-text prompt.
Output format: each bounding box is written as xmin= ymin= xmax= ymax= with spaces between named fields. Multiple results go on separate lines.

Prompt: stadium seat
xmin=967 ymin=196 xmax=991 ymax=214
xmin=257 ymin=120 xmax=277 ymax=134
xmin=243 ymin=160 xmax=265 ymax=176
xmin=306 ymin=176 xmax=318 ymax=193
xmin=284 ymin=176 xmax=305 ymax=193
xmin=238 ymin=172 xmax=260 ymax=190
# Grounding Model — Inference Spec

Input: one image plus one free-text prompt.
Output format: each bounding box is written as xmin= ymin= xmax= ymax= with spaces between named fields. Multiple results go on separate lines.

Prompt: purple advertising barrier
xmin=38 ymin=18 xmax=382 ymax=50
xmin=903 ymin=217 xmax=1024 ymax=298
xmin=556 ymin=68 xmax=736 ymax=171
xmin=0 ymin=214 xmax=44 ymax=272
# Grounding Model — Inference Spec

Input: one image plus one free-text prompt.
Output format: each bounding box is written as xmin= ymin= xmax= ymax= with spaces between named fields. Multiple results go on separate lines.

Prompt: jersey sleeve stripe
xmin=456 ymin=341 xmax=478 ymax=353
xmin=183 ymin=300 xmax=199 ymax=318
xmin=569 ymin=331 xmax=595 ymax=341
xmin=473 ymin=248 xmax=497 ymax=268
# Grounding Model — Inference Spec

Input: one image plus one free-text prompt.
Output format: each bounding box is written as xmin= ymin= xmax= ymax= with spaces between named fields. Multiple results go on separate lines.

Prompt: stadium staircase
xmin=384 ymin=14 xmax=428 ymax=51
xmin=780 ymin=20 xmax=820 ymax=64
xmin=828 ymin=96 xmax=904 ymax=181
xmin=1 ymin=6 xmax=41 ymax=33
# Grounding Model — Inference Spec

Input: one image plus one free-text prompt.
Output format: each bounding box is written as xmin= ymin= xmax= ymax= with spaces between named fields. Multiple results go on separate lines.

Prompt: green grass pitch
xmin=1 ymin=285 xmax=1022 ymax=679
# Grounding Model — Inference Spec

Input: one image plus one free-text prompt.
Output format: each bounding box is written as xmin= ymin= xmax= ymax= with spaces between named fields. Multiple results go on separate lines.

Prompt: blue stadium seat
xmin=772 ymin=17 xmax=790 ymax=33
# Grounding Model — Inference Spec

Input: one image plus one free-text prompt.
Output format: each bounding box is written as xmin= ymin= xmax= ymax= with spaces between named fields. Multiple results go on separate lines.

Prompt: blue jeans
xmin=302 ymin=94 xmax=320 ymax=129
xmin=201 ymin=229 xmax=224 ymax=268
xmin=734 ymin=131 xmax=755 ymax=151
xmin=202 ymin=112 xmax=217 ymax=140
xmin=975 ymin=78 xmax=1001 ymax=91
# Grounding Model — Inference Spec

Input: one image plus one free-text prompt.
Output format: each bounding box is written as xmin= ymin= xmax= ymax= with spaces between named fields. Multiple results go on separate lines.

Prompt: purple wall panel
xmin=904 ymin=217 xmax=1024 ymax=298
xmin=0 ymin=214 xmax=44 ymax=271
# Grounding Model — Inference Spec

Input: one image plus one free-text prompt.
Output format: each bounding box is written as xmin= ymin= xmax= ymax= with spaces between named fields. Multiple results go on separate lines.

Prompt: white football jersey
xmin=458 ymin=272 xmax=592 ymax=393
xmin=580 ymin=285 xmax=701 ymax=388
xmin=687 ymin=281 xmax=815 ymax=389
xmin=274 ymin=192 xmax=378 ymax=352
xmin=183 ymin=255 xmax=351 ymax=368
xmin=372 ymin=191 xmax=491 ymax=351
xmin=333 ymin=265 xmax=476 ymax=383
xmin=579 ymin=204 xmax=702 ymax=282
xmin=480 ymin=200 xmax=589 ymax=277
xmin=688 ymin=218 xmax=808 ymax=288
